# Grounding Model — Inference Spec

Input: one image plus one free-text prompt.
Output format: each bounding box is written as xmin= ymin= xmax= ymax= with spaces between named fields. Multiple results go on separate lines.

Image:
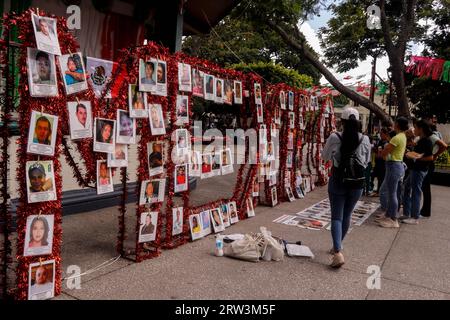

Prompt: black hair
xmin=157 ymin=62 xmax=166 ymax=82
xmin=395 ymin=116 xmax=409 ymax=131
xmin=76 ymin=103 xmax=86 ymax=113
xmin=340 ymin=118 xmax=361 ymax=155
xmin=380 ymin=127 xmax=390 ymax=135
xmin=36 ymin=51 xmax=49 ymax=61
xmin=414 ymin=119 xmax=433 ymax=137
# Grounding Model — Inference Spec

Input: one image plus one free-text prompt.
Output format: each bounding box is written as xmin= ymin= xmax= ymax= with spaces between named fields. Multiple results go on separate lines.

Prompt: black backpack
xmin=335 ymin=133 xmax=366 ymax=189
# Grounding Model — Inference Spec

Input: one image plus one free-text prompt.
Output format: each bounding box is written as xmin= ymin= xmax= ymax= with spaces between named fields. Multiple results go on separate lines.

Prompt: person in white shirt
xmin=30 ymin=265 xmax=53 ymax=298
xmin=71 ymin=103 xmax=90 ymax=131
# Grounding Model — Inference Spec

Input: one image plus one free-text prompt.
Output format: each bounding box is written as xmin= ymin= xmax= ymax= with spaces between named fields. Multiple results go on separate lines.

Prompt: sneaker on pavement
xmin=419 ymin=215 xmax=430 ymax=219
xmin=402 ymin=218 xmax=419 ymax=225
xmin=398 ymin=215 xmax=410 ymax=221
xmin=378 ymin=217 xmax=400 ymax=228
xmin=330 ymin=252 xmax=345 ymax=268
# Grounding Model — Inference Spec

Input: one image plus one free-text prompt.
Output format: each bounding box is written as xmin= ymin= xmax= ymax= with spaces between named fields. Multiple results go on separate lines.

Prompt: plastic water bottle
xmin=215 ymin=235 xmax=223 ymax=257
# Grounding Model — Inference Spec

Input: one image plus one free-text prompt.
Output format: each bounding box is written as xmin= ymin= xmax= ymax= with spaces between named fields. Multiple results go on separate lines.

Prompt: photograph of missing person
xmin=189 ymin=150 xmax=202 ymax=177
xmin=286 ymin=151 xmax=293 ymax=169
xmin=93 ymin=118 xmax=116 ymax=153
xmin=220 ymin=203 xmax=230 ymax=227
xmin=199 ymin=210 xmax=212 ymax=236
xmin=116 ymin=110 xmax=136 ymax=144
xmin=147 ymin=141 xmax=165 ymax=176
xmin=148 ymin=104 xmax=166 ymax=136
xmin=256 ymin=103 xmax=264 ymax=123
xmin=57 ymin=52 xmax=87 ymax=95
xmin=280 ymin=91 xmax=286 ymax=109
xmin=172 ymin=207 xmax=184 ymax=236
xmin=201 ymin=153 xmax=213 ymax=179
xmin=24 ymin=214 xmax=54 ymax=257
xmin=259 ymin=124 xmax=267 ymax=144
xmin=270 ymin=123 xmax=278 ymax=138
xmin=299 ymin=114 xmax=305 ymax=130
xmin=175 ymin=129 xmax=189 ymax=155
xmin=27 ymin=48 xmax=58 ymax=97
xmin=204 ymin=74 xmax=215 ymax=101
xmin=178 ymin=62 xmax=192 ymax=92
xmin=27 ymin=111 xmax=58 ymax=156
xmin=288 ymin=91 xmax=294 ymax=110
xmin=189 ymin=214 xmax=203 ymax=240
xmin=128 ymin=84 xmax=148 ymax=118
xmin=108 ymin=144 xmax=128 ymax=168
xmin=228 ymin=201 xmax=239 ymax=224
xmin=176 ymin=95 xmax=189 ymax=125
xmin=252 ymin=179 xmax=260 ymax=196
xmin=286 ymin=186 xmax=296 ymax=202
xmin=28 ymin=259 xmax=55 ymax=300
xmin=311 ymin=95 xmax=318 ymax=110
xmin=271 ymin=186 xmax=278 ymax=207
xmin=274 ymin=107 xmax=281 ymax=125
xmin=210 ymin=208 xmax=225 ymax=233
xmin=155 ymin=60 xmax=168 ymax=96
xmin=174 ymin=164 xmax=188 ymax=193
xmin=31 ymin=13 xmax=61 ymax=56
xmin=96 ymin=160 xmax=114 ymax=195
xmin=287 ymin=131 xmax=294 ymax=150
xmin=224 ymin=80 xmax=233 ymax=105
xmin=243 ymin=198 xmax=254 ymax=219
xmin=86 ymin=57 xmax=117 ymax=98
xmin=26 ymin=161 xmax=56 ymax=204
xmin=139 ymin=179 xmax=166 ymax=205
xmin=233 ymin=80 xmax=243 ymax=104
xmin=192 ymin=68 xmax=204 ymax=97
xmin=68 ymin=101 xmax=92 ymax=139
xmin=266 ymin=141 xmax=275 ymax=161
xmin=289 ymin=112 xmax=295 ymax=129
xmin=221 ymin=148 xmax=233 ymax=175
xmin=215 ymin=78 xmax=224 ymax=104
xmin=211 ymin=149 xmax=222 ymax=177
xmin=254 ymin=83 xmax=262 ymax=105
xmin=269 ymin=173 xmax=277 ymax=187
xmin=139 ymin=59 xmax=156 ymax=92
xmin=138 ymin=211 xmax=158 ymax=243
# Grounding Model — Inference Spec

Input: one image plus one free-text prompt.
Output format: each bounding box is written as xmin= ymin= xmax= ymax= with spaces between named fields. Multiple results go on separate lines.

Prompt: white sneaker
xmin=378 ymin=217 xmax=400 ymax=228
xmin=402 ymin=218 xmax=419 ymax=225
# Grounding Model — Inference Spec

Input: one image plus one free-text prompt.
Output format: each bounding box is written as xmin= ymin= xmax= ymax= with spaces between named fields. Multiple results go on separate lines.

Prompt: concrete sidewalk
xmin=56 ymin=184 xmax=450 ymax=300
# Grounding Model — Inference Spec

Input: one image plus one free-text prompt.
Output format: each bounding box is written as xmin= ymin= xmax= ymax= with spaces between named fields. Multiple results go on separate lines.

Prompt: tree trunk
xmin=266 ymin=20 xmax=392 ymax=125
xmin=389 ymin=59 xmax=410 ymax=117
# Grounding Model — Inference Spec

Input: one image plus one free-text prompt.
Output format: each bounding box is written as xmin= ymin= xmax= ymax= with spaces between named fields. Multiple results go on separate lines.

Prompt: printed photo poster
xmin=139 ymin=179 xmax=166 ymax=205
xmin=234 ymin=80 xmax=243 ymax=104
xmin=201 ymin=153 xmax=213 ymax=179
xmin=274 ymin=107 xmax=281 ymax=125
xmin=68 ymin=101 xmax=92 ymax=140
xmin=93 ymin=118 xmax=116 ymax=154
xmin=86 ymin=57 xmax=118 ymax=98
xmin=270 ymin=123 xmax=278 ymax=138
xmin=280 ymin=91 xmax=286 ymax=110
xmin=304 ymin=175 xmax=311 ymax=193
xmin=175 ymin=129 xmax=189 ymax=156
xmin=286 ymin=186 xmax=295 ymax=202
xmin=138 ymin=211 xmax=158 ymax=243
xmin=147 ymin=141 xmax=165 ymax=176
xmin=26 ymin=161 xmax=56 ymax=204
xmin=139 ymin=58 xmax=157 ymax=92
xmin=256 ymin=103 xmax=264 ymax=123
xmin=26 ymin=48 xmax=58 ymax=97
xmin=192 ymin=68 xmax=204 ymax=97
xmin=148 ymin=104 xmax=166 ymax=136
xmin=176 ymin=95 xmax=189 ymax=125
xmin=311 ymin=95 xmax=319 ymax=111
xmin=271 ymin=186 xmax=278 ymax=207
xmin=96 ymin=160 xmax=114 ymax=195
xmin=28 ymin=259 xmax=55 ymax=300
xmin=31 ymin=13 xmax=61 ymax=56
xmin=174 ymin=164 xmax=188 ymax=193
xmin=287 ymin=131 xmax=294 ymax=150
xmin=289 ymin=112 xmax=295 ymax=129
xmin=219 ymin=203 xmax=230 ymax=228
xmin=288 ymin=91 xmax=294 ymax=110
xmin=24 ymin=214 xmax=54 ymax=257
xmin=266 ymin=141 xmax=275 ymax=161
xmin=210 ymin=208 xmax=225 ymax=233
xmin=299 ymin=114 xmax=305 ymax=130
xmin=190 ymin=213 xmax=204 ymax=240
xmin=172 ymin=207 xmax=184 ymax=236
xmin=155 ymin=60 xmax=168 ymax=96
xmin=116 ymin=110 xmax=136 ymax=144
xmin=211 ymin=149 xmax=222 ymax=177
xmin=128 ymin=84 xmax=148 ymax=118
xmin=224 ymin=80 xmax=233 ymax=105
xmin=189 ymin=150 xmax=202 ymax=177
xmin=178 ymin=62 xmax=192 ymax=92
xmin=252 ymin=180 xmax=260 ymax=197
xmin=200 ymin=210 xmax=212 ymax=236
xmin=107 ymin=144 xmax=128 ymax=168
xmin=228 ymin=201 xmax=239 ymax=224
xmin=285 ymin=170 xmax=292 ymax=187
xmin=27 ymin=111 xmax=58 ymax=156
xmin=204 ymin=74 xmax=215 ymax=101
xmin=286 ymin=151 xmax=293 ymax=169
xmin=215 ymin=78 xmax=224 ymax=104
xmin=269 ymin=172 xmax=277 ymax=187
xmin=246 ymin=198 xmax=255 ymax=217
xmin=57 ymin=52 xmax=88 ymax=95
xmin=221 ymin=148 xmax=234 ymax=175
xmin=259 ymin=124 xmax=267 ymax=144
xmin=254 ymin=83 xmax=263 ymax=105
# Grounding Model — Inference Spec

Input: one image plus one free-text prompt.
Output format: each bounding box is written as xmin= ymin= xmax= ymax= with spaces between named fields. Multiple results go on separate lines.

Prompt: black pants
xmin=420 ymin=163 xmax=435 ymax=217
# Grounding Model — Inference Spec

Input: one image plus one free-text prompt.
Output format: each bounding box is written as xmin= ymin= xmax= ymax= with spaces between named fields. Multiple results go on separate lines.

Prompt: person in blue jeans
xmin=322 ymin=107 xmax=371 ymax=268
xmin=377 ymin=117 xmax=409 ymax=228
xmin=400 ymin=119 xmax=434 ymax=224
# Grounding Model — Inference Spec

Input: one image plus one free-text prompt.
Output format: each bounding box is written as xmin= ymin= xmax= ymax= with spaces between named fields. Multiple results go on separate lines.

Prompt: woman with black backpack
xmin=322 ymin=107 xmax=371 ymax=268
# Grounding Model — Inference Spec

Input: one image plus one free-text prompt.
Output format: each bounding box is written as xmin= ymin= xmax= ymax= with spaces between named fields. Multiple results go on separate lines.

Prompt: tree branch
xmin=266 ymin=19 xmax=391 ymax=124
